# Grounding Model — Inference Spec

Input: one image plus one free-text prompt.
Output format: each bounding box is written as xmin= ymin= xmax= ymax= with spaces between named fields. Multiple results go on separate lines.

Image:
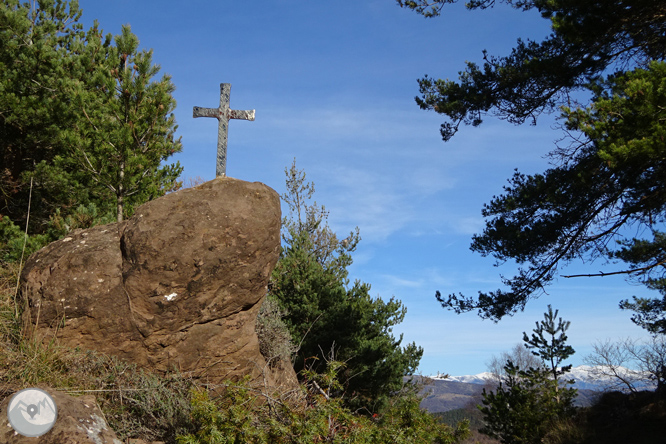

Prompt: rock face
xmin=0 ymin=388 xmax=122 ymax=444
xmin=20 ymin=178 xmax=297 ymax=389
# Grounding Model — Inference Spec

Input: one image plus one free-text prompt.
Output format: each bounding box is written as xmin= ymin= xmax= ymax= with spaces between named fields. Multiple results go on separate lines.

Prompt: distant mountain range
xmin=437 ymin=365 xmax=656 ymax=391
xmin=413 ymin=365 xmax=655 ymax=413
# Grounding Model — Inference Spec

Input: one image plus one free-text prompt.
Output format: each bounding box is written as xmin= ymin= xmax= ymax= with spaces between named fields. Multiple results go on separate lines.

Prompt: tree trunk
xmin=117 ymin=161 xmax=125 ymax=222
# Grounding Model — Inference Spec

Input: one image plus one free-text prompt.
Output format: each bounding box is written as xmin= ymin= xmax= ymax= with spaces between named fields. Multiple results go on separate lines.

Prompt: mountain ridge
xmin=414 ymin=365 xmax=655 ymax=413
xmin=433 ymin=364 xmax=655 ymax=391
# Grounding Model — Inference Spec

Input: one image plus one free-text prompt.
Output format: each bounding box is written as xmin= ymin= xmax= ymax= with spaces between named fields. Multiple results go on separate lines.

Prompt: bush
xmin=542 ymin=391 xmax=666 ymax=444
xmin=0 ymin=327 xmax=196 ymax=443
xmin=177 ymin=364 xmax=469 ymax=444
xmin=256 ymin=294 xmax=296 ymax=366
xmin=1 ymin=261 xmax=466 ymax=444
xmin=0 ymin=216 xmax=50 ymax=263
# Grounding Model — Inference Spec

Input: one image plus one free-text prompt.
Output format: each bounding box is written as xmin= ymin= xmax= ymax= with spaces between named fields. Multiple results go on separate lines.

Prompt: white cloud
xmin=449 ymin=215 xmax=485 ymax=236
xmin=379 ymin=274 xmax=424 ymax=289
xmin=321 ymin=166 xmax=418 ymax=242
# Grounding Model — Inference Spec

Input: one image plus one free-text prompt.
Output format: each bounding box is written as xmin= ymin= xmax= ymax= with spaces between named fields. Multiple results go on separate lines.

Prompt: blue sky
xmin=77 ymin=1 xmax=656 ymax=376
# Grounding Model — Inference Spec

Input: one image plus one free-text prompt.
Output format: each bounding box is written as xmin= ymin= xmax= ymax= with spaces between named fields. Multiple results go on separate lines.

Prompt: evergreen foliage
xmin=434 ymin=407 xmax=486 ymax=430
xmin=479 ymin=307 xmax=577 ymax=444
xmin=55 ymin=23 xmax=183 ymax=222
xmin=523 ymin=305 xmax=575 ymax=383
xmin=479 ymin=363 xmax=577 ymax=444
xmin=176 ymin=369 xmax=469 ymax=444
xmin=397 ymin=0 xmax=665 ymax=140
xmin=1 ymin=0 xmax=86 ymax=228
xmin=269 ymin=160 xmax=423 ymax=412
xmin=540 ymin=390 xmax=666 ymax=444
xmin=0 ymin=0 xmax=182 ymax=232
xmin=437 ymin=62 xmax=666 ymax=321
xmin=616 ymin=229 xmax=666 ymax=334
xmin=398 ymin=0 xmax=666 ymax=322
xmin=0 ymin=216 xmax=49 ymax=263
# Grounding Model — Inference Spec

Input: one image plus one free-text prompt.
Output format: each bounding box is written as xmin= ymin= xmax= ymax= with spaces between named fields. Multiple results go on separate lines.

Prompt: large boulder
xmin=20 ymin=178 xmax=297 ymax=390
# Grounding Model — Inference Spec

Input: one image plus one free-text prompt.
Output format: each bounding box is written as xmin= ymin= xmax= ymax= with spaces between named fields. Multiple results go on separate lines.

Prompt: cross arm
xmin=193 ymin=107 xmax=255 ymax=121
xmin=229 ymin=109 xmax=255 ymax=121
xmin=192 ymin=107 xmax=219 ymax=118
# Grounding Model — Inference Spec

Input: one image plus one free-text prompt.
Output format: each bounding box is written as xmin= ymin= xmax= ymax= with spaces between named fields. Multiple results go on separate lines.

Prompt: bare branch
xmin=562 ymin=260 xmax=666 ymax=278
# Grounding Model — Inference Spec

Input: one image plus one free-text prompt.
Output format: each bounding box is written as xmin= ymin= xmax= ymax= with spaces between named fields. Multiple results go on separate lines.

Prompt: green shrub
xmin=46 ymin=203 xmax=115 ymax=239
xmin=0 ymin=216 xmax=50 ymax=263
xmin=177 ymin=363 xmax=469 ymax=444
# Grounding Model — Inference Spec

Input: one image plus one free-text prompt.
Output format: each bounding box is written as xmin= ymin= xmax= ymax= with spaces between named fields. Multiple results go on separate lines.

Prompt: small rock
xmin=0 ymin=388 xmax=121 ymax=444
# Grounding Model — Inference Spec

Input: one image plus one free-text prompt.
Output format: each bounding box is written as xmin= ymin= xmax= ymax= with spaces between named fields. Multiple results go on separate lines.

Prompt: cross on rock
xmin=193 ymin=83 xmax=255 ymax=177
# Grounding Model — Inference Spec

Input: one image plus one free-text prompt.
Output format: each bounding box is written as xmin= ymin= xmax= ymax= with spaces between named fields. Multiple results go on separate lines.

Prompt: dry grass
xmin=0 ymin=260 xmax=199 ymax=443
xmin=0 ymin=260 xmax=22 ymax=344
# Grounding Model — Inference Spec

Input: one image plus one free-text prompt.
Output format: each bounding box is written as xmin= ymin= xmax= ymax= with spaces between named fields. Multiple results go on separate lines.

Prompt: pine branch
xmin=562 ymin=260 xmax=666 ymax=278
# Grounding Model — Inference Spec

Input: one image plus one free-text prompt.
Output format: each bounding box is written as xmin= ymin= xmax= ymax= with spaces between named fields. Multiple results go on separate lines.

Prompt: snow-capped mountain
xmin=433 ymin=365 xmax=656 ymax=391
xmin=433 ymin=372 xmax=494 ymax=385
xmin=566 ymin=365 xmax=656 ymax=390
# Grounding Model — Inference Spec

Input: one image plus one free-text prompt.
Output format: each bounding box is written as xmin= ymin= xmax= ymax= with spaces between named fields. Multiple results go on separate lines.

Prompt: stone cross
xmin=193 ymin=83 xmax=255 ymax=177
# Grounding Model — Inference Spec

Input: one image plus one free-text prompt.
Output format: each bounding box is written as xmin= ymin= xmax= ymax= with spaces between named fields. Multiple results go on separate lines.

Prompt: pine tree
xmin=479 ymin=306 xmax=577 ymax=444
xmin=436 ymin=62 xmax=666 ymax=321
xmin=0 ymin=0 xmax=88 ymax=229
xmin=398 ymin=0 xmax=665 ymax=140
xmin=1 ymin=1 xmax=182 ymax=235
xmin=59 ymin=24 xmax=182 ymax=222
xmin=479 ymin=363 xmax=576 ymax=444
xmin=523 ymin=305 xmax=575 ymax=384
xmin=270 ymin=160 xmax=423 ymax=412
xmin=400 ymin=1 xmax=666 ymax=323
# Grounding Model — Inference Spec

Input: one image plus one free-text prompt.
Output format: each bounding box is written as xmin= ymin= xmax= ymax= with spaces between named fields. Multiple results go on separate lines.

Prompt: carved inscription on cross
xmin=193 ymin=83 xmax=255 ymax=177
